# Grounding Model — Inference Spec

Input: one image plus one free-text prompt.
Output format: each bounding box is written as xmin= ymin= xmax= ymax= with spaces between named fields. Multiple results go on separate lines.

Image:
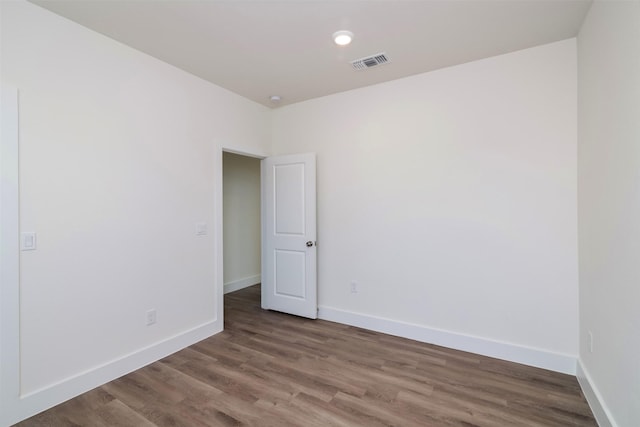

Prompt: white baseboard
xmin=224 ymin=275 xmax=260 ymax=294
xmin=3 ymin=320 xmax=221 ymax=427
xmin=318 ymin=306 xmax=577 ymax=375
xmin=576 ymin=359 xmax=616 ymax=427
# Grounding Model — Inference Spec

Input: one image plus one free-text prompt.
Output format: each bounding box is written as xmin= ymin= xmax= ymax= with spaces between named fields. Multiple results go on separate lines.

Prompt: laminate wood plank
xmin=241 ymin=357 xmax=339 ymax=403
xmin=332 ymin=391 xmax=426 ymax=427
xmin=91 ymin=400 xmax=158 ymax=427
xmin=16 ymin=285 xmax=596 ymax=426
xmin=397 ymin=389 xmax=525 ymax=427
xmin=276 ymin=392 xmax=364 ymax=427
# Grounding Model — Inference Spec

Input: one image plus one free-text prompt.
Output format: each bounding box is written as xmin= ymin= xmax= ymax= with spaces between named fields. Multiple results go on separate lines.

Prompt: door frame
xmin=1 ymin=88 xmax=22 ymax=425
xmin=215 ymin=146 xmax=267 ymax=320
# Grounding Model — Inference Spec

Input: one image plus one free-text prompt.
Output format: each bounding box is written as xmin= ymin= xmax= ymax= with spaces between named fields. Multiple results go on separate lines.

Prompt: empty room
xmin=1 ymin=0 xmax=638 ymax=426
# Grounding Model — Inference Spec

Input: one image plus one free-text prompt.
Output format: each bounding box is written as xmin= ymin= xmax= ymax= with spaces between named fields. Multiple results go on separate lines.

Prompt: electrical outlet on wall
xmin=350 ymin=281 xmax=358 ymax=293
xmin=146 ymin=309 xmax=157 ymax=326
xmin=195 ymin=222 xmax=208 ymax=236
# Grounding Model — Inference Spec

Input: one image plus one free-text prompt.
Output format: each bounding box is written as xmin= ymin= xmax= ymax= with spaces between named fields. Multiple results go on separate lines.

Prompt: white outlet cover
xmin=195 ymin=222 xmax=208 ymax=236
xmin=146 ymin=309 xmax=157 ymax=326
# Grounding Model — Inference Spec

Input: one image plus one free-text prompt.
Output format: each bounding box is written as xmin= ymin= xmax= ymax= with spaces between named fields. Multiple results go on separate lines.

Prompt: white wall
xmin=577 ymin=1 xmax=640 ymax=426
xmin=0 ymin=1 xmax=269 ymax=424
xmin=223 ymin=152 xmax=261 ymax=293
xmin=272 ymin=39 xmax=579 ymax=372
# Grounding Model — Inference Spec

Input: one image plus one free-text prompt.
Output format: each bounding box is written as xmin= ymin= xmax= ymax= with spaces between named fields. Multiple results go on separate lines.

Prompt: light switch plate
xmin=20 ymin=232 xmax=37 ymax=251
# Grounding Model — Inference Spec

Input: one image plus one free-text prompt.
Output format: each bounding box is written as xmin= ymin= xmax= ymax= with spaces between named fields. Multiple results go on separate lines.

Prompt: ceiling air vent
xmin=351 ymin=53 xmax=390 ymax=71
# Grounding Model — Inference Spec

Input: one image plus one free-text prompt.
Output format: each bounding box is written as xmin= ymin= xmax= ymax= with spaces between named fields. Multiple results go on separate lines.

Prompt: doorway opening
xmin=218 ymin=150 xmax=317 ymax=323
xmin=221 ymin=151 xmax=262 ymax=317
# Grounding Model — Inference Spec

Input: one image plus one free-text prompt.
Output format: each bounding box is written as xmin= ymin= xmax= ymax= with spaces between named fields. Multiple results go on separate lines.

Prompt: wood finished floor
xmin=17 ymin=285 xmax=596 ymax=427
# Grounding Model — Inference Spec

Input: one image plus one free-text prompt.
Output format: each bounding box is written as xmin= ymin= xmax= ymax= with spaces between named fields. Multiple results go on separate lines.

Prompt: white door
xmin=262 ymin=153 xmax=317 ymax=319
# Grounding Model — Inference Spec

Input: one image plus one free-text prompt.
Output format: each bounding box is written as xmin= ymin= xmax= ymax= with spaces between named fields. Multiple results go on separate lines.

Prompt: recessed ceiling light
xmin=270 ymin=95 xmax=281 ymax=104
xmin=332 ymin=30 xmax=354 ymax=46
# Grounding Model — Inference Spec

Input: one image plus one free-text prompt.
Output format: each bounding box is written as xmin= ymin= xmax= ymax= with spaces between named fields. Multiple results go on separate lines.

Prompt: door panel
xmin=262 ymin=153 xmax=317 ymax=319
xmin=275 ymin=250 xmax=306 ymax=298
xmin=274 ymin=164 xmax=305 ymax=235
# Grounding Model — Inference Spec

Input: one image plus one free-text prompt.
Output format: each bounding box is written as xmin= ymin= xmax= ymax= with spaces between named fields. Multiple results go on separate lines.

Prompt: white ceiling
xmin=30 ymin=0 xmax=592 ymax=108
